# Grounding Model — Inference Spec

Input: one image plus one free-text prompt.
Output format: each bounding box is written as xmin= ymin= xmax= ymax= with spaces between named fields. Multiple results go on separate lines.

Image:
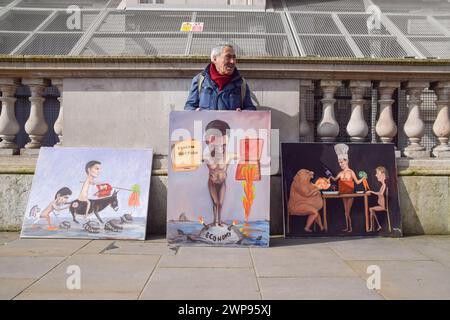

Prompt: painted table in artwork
xmin=321 ymin=193 xmax=370 ymax=232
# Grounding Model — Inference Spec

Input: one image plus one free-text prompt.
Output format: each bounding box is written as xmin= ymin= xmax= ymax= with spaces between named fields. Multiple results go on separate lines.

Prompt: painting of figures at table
xmin=21 ymin=147 xmax=153 ymax=240
xmin=281 ymin=143 xmax=401 ymax=237
xmin=167 ymin=111 xmax=271 ymax=247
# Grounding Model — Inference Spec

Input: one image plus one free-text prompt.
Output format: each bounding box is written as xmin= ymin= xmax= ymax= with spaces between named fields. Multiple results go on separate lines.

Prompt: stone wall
xmin=399 ymin=176 xmax=450 ymax=234
xmin=62 ymin=78 xmax=300 ymax=154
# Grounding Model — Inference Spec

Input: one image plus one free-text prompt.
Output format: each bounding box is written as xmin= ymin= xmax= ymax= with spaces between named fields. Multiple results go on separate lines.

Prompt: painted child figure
xmin=32 ymin=187 xmax=72 ymax=230
xmin=329 ymin=144 xmax=365 ymax=232
xmin=203 ymin=120 xmax=239 ymax=226
xmin=367 ymin=166 xmax=388 ymax=232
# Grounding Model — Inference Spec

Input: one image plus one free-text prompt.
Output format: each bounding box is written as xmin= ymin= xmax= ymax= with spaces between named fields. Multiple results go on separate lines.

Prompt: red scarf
xmin=209 ymin=64 xmax=233 ymax=91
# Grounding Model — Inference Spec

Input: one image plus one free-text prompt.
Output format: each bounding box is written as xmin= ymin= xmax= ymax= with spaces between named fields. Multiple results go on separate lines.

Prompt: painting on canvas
xmin=167 ymin=111 xmax=271 ymax=247
xmin=20 ymin=147 xmax=153 ymax=240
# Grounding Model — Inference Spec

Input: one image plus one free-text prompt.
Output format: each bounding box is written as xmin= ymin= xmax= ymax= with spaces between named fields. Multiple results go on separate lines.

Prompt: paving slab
xmin=251 ymin=247 xmax=357 ymax=278
xmin=395 ymin=238 xmax=450 ymax=268
xmin=144 ymin=235 xmax=166 ymax=243
xmin=14 ymin=254 xmax=159 ymax=300
xmin=0 ymin=278 xmax=36 ymax=300
xmin=140 ymin=267 xmax=260 ymax=300
xmin=74 ymin=240 xmax=114 ymax=254
xmin=0 ymin=256 xmax=65 ymax=299
xmin=328 ymin=237 xmax=430 ymax=261
xmin=159 ymin=246 xmax=252 ymax=268
xmin=267 ymin=237 xmax=340 ymax=249
xmin=103 ymin=241 xmax=175 ymax=256
xmin=0 ymin=235 xmax=448 ymax=300
xmin=0 ymin=238 xmax=90 ymax=257
xmin=0 ymin=232 xmax=19 ymax=245
xmin=76 ymin=240 xmax=174 ymax=256
xmin=259 ymin=277 xmax=384 ymax=300
xmin=401 ymin=236 xmax=450 ymax=253
xmin=348 ymin=260 xmax=450 ymax=300
xmin=0 ymin=256 xmax=65 ymax=278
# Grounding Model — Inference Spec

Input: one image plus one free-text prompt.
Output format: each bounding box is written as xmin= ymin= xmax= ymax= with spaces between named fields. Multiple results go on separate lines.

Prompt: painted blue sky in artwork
xmin=167 ymin=111 xmax=271 ymax=223
xmin=23 ymin=147 xmax=153 ymax=222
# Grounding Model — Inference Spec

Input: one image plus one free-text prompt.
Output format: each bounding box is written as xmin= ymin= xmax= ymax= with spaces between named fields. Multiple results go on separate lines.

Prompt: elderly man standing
xmin=184 ymin=43 xmax=256 ymax=111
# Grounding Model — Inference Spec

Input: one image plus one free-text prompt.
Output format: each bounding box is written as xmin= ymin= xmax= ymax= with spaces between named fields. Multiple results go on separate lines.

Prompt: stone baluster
xmin=22 ymin=79 xmax=48 ymax=151
xmin=431 ymin=81 xmax=450 ymax=158
xmin=52 ymin=79 xmax=63 ymax=147
xmin=299 ymin=80 xmax=312 ymax=141
xmin=0 ymin=79 xmax=20 ymax=154
xmin=403 ymin=81 xmax=430 ymax=158
xmin=347 ymin=81 xmax=371 ymax=141
xmin=375 ymin=81 xmax=400 ymax=144
xmin=317 ymin=80 xmax=341 ymax=142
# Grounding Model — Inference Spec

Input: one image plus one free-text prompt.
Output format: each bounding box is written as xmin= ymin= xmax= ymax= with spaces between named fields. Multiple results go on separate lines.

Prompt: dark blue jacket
xmin=184 ymin=64 xmax=256 ymax=111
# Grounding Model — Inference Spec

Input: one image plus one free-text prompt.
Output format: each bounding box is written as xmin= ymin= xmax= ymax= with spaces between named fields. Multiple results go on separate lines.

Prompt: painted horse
xmin=69 ymin=190 xmax=119 ymax=224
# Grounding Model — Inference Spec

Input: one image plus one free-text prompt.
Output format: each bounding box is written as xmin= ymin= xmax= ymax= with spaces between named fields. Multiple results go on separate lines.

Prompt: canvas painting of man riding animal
xmin=20 ymin=147 xmax=153 ymax=240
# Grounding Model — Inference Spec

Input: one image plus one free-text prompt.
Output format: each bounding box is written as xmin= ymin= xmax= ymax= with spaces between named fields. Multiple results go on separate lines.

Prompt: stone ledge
xmin=397 ymin=158 xmax=450 ymax=176
xmin=1 ymin=155 xmax=450 ymax=176
xmin=1 ymin=55 xmax=449 ymax=65
xmin=1 ymin=57 xmax=449 ymax=81
xmin=0 ymin=154 xmax=168 ymax=176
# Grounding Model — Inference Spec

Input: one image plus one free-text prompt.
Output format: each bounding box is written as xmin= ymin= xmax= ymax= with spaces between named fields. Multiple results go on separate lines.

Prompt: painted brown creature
xmin=288 ymin=169 xmax=324 ymax=232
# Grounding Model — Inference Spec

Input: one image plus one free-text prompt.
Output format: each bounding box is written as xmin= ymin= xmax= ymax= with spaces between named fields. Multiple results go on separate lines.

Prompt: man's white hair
xmin=210 ymin=43 xmax=235 ymax=61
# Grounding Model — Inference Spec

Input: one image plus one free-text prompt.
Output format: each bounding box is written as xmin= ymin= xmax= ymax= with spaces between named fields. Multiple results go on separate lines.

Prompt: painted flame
xmin=241 ymin=164 xmax=256 ymax=222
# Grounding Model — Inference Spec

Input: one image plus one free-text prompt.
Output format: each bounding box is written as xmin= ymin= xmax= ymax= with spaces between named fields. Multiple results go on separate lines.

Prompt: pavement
xmin=1 ymin=232 xmax=450 ymax=300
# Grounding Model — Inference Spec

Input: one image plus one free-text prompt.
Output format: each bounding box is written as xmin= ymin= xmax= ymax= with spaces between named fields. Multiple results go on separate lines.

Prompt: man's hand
xmin=236 ymin=108 xmax=242 ymax=112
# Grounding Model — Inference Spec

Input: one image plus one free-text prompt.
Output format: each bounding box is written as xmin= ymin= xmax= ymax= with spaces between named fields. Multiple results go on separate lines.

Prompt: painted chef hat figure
xmin=331 ymin=143 xmax=366 ymax=232
xmin=334 ymin=143 xmax=349 ymax=162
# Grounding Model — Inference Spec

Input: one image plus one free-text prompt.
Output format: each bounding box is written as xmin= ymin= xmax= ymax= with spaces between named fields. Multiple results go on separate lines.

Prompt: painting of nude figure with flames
xmin=167 ymin=111 xmax=270 ymax=247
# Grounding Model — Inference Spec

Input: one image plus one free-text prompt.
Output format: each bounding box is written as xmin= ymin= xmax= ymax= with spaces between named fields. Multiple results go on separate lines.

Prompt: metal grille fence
xmin=285 ymin=0 xmax=366 ymax=12
xmin=0 ymin=1 xmax=447 ymax=58
xmin=353 ymin=35 xmax=407 ymax=58
xmin=299 ymin=35 xmax=355 ymax=57
xmin=82 ymin=33 xmax=188 ymax=55
xmin=372 ymin=0 xmax=450 ymax=15
xmin=409 ymin=37 xmax=450 ymax=58
xmin=16 ymin=0 xmax=109 ymax=9
xmin=291 ymin=13 xmax=341 ymax=34
xmin=338 ymin=14 xmax=390 ymax=35
xmin=0 ymin=32 xmax=28 ymax=54
xmin=42 ymin=11 xmax=100 ymax=32
xmin=19 ymin=33 xmax=83 ymax=55
xmin=387 ymin=15 xmax=445 ymax=36
xmin=191 ymin=33 xmax=293 ymax=56
xmin=97 ymin=11 xmax=193 ymax=32
xmin=0 ymin=10 xmax=51 ymax=31
xmin=197 ymin=11 xmax=286 ymax=34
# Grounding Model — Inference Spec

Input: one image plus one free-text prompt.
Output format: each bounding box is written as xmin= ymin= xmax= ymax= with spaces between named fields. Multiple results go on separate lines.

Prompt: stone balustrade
xmin=0 ymin=77 xmax=449 ymax=158
xmin=0 ymin=57 xmax=448 ymax=159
